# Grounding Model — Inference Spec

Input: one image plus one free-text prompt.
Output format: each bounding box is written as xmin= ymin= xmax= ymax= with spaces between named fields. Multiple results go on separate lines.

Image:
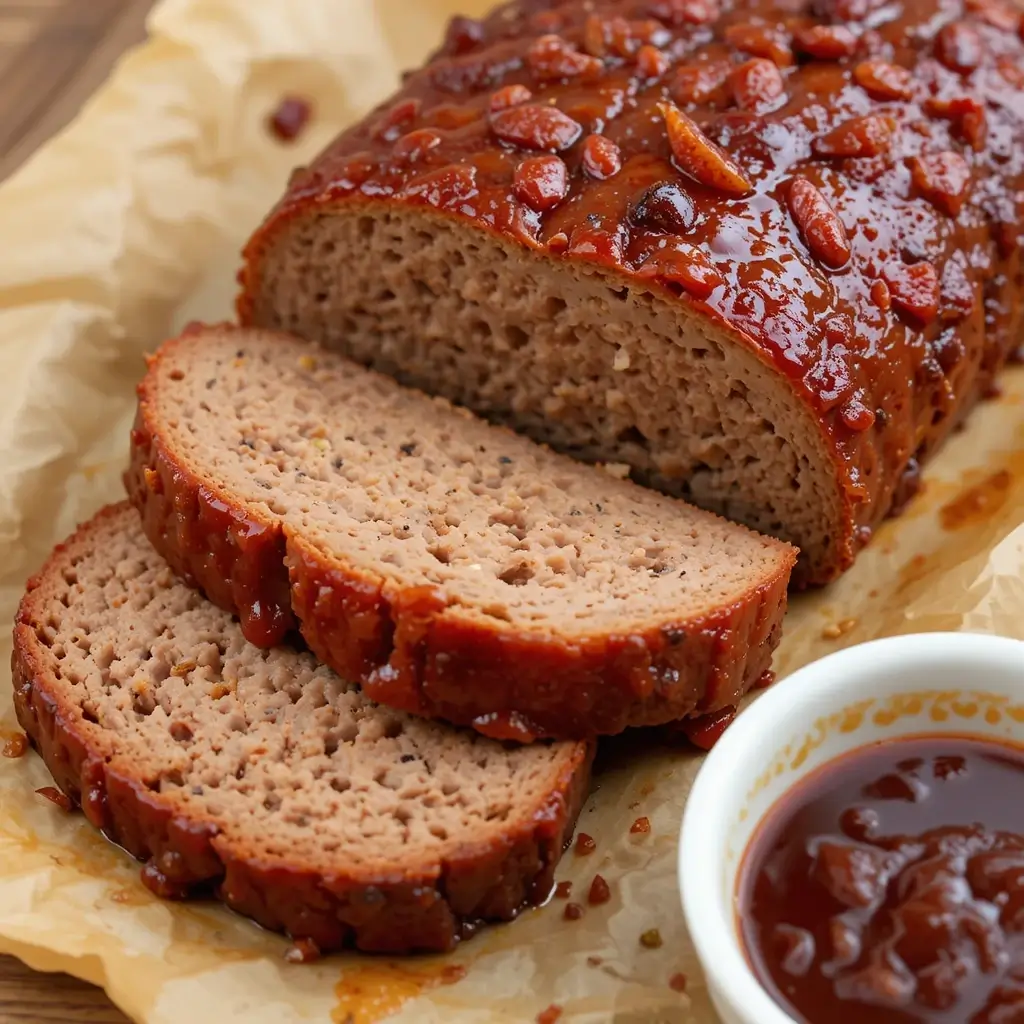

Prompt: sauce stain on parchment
xmin=5 ymin=794 xmax=117 ymax=869
xmin=821 ymin=617 xmax=858 ymax=641
xmin=4 ymin=773 xmax=267 ymax=966
xmin=332 ymin=961 xmax=467 ymax=1023
xmin=896 ymin=552 xmax=934 ymax=595
xmin=1 ymin=730 xmax=28 ymax=758
xmin=940 ymin=468 xmax=1014 ymax=531
xmin=108 ymin=885 xmax=152 ymax=907
xmin=1 ymin=716 xmax=29 ymax=753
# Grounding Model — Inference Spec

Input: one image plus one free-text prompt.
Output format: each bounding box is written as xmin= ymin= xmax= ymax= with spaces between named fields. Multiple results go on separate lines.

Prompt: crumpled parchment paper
xmin=0 ymin=1 xmax=1022 ymax=1021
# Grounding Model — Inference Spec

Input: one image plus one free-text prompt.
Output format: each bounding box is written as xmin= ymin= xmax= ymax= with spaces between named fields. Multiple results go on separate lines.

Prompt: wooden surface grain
xmin=0 ymin=955 xmax=128 ymax=1024
xmin=1 ymin=5 xmax=154 ymax=1020
xmin=0 ymin=0 xmax=153 ymax=180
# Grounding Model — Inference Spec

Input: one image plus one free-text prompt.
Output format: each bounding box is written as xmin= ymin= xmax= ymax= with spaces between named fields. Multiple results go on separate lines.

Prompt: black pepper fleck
xmin=663 ymin=626 xmax=687 ymax=646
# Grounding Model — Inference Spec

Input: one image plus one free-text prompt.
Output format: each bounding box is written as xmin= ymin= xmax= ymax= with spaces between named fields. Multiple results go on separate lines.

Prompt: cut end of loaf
xmin=13 ymin=504 xmax=591 ymax=952
xmin=243 ymin=202 xmax=847 ymax=585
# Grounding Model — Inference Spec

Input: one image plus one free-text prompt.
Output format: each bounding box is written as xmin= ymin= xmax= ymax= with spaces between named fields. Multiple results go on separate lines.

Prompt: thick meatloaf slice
xmin=12 ymin=503 xmax=592 ymax=954
xmin=125 ymin=324 xmax=795 ymax=741
xmin=238 ymin=0 xmax=1024 ymax=586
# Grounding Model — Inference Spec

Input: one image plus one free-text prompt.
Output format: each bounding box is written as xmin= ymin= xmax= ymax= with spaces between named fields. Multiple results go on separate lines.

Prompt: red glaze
xmin=267 ymin=96 xmax=313 ymax=143
xmin=284 ymin=938 xmax=322 ymax=964
xmin=740 ymin=736 xmax=1024 ymax=1023
xmin=588 ymin=873 xmax=612 ymax=904
xmin=125 ymin=330 xmax=792 ymax=742
xmin=36 ymin=786 xmax=72 ymax=812
xmin=678 ymin=703 xmax=738 ymax=748
xmin=239 ymin=0 xmax=1024 ymax=586
xmin=575 ymin=832 xmax=597 ymax=854
xmin=11 ymin=511 xmax=594 ymax=955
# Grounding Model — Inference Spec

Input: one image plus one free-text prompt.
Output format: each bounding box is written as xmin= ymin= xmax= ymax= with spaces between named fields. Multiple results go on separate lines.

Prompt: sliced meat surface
xmin=239 ymin=0 xmax=1024 ymax=585
xmin=12 ymin=503 xmax=592 ymax=954
xmin=126 ymin=324 xmax=795 ymax=740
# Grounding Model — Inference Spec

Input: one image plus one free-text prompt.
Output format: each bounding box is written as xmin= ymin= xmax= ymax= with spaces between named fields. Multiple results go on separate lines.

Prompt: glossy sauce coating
xmin=241 ymin=0 xmax=1024 ymax=582
xmin=740 ymin=736 xmax=1024 ymax=1023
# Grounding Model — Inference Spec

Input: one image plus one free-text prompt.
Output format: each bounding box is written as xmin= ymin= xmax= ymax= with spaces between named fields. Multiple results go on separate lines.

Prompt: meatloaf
xmin=12 ymin=503 xmax=592 ymax=954
xmin=125 ymin=324 xmax=795 ymax=741
xmin=238 ymin=0 xmax=1024 ymax=585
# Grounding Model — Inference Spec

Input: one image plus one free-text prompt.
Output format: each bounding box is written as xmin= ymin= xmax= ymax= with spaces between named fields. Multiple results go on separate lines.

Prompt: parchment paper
xmin=0 ymin=1 xmax=1022 ymax=1021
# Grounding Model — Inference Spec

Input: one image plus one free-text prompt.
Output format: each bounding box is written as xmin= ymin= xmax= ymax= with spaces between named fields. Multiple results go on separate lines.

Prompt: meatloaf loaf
xmin=12 ymin=503 xmax=592 ymax=954
xmin=125 ymin=324 xmax=795 ymax=741
xmin=238 ymin=0 xmax=1024 ymax=585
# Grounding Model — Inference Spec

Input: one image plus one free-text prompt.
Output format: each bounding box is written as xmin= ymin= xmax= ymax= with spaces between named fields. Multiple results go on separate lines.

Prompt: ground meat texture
xmin=238 ymin=0 xmax=1024 ymax=586
xmin=12 ymin=504 xmax=592 ymax=954
xmin=125 ymin=325 xmax=794 ymax=741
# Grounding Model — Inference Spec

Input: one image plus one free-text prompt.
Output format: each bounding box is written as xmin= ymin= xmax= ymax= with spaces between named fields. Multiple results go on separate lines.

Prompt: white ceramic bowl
xmin=678 ymin=632 xmax=1024 ymax=1024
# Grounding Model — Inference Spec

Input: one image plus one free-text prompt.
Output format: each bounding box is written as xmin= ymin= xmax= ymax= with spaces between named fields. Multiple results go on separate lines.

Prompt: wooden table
xmin=0 ymin=955 xmax=129 ymax=1024
xmin=0 ymin=0 xmax=153 ymax=179
xmin=1 ymin=6 xmax=154 ymax=1019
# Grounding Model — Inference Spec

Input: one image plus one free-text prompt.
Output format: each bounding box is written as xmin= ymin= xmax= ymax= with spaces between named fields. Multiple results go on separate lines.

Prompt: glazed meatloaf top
xmin=12 ymin=503 xmax=592 ymax=954
xmin=239 ymin=0 xmax=1024 ymax=585
xmin=126 ymin=324 xmax=794 ymax=741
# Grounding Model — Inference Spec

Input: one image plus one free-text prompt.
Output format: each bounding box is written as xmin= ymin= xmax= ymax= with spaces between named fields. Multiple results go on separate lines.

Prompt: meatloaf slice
xmin=238 ymin=0 xmax=1024 ymax=586
xmin=12 ymin=503 xmax=592 ymax=954
xmin=125 ymin=324 xmax=795 ymax=741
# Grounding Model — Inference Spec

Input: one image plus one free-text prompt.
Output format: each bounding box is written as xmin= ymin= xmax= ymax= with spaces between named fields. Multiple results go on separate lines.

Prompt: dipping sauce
xmin=739 ymin=736 xmax=1024 ymax=1023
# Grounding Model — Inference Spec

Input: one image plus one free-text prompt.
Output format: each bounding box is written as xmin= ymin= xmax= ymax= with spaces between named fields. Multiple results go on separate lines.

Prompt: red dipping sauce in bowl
xmin=739 ymin=735 xmax=1024 ymax=1024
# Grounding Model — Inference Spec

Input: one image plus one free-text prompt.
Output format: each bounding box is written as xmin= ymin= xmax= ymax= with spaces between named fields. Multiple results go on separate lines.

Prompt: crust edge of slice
xmin=127 ymin=324 xmax=797 ymax=741
xmin=12 ymin=502 xmax=593 ymax=955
